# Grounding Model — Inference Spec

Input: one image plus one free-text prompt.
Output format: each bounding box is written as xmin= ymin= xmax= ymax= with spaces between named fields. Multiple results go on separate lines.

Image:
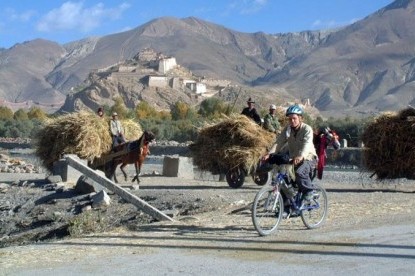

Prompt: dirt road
xmin=1 ymin=169 xmax=415 ymax=275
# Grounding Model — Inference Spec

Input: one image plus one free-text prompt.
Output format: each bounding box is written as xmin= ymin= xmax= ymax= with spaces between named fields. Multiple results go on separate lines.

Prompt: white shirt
xmin=110 ymin=119 xmax=123 ymax=136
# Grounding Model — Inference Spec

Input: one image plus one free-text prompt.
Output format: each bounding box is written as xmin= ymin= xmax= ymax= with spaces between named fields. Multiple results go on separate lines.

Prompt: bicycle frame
xmin=252 ymin=163 xmax=328 ymax=235
xmin=271 ymin=167 xmax=320 ymax=214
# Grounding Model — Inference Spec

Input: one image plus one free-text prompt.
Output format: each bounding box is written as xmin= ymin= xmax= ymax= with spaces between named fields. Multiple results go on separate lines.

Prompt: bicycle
xmin=251 ymin=163 xmax=328 ymax=236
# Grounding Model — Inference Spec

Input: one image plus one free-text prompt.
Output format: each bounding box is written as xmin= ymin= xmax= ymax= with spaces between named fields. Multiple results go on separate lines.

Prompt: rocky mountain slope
xmin=0 ymin=0 xmax=413 ymax=117
xmin=0 ymin=40 xmax=66 ymax=112
xmin=257 ymin=0 xmax=415 ymax=117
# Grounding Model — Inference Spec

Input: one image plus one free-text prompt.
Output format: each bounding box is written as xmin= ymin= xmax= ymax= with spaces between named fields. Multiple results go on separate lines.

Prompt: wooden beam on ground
xmin=65 ymin=155 xmax=174 ymax=222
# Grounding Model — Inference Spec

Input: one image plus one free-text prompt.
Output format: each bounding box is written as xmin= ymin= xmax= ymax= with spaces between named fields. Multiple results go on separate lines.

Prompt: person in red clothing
xmin=313 ymin=127 xmax=341 ymax=179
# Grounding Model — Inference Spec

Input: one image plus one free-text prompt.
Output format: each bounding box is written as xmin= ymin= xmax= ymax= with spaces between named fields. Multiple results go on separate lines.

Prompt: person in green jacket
xmin=263 ymin=104 xmax=281 ymax=134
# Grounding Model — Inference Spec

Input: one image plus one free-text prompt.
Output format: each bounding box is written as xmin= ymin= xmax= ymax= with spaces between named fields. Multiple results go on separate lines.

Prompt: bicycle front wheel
xmin=252 ymin=185 xmax=284 ymax=236
xmin=300 ymin=184 xmax=328 ymax=229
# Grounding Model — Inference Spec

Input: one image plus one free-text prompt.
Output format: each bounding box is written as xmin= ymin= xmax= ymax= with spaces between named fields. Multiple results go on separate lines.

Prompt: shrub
xmin=68 ymin=212 xmax=106 ymax=237
xmin=13 ymin=109 xmax=29 ymax=121
xmin=0 ymin=106 xmax=13 ymax=120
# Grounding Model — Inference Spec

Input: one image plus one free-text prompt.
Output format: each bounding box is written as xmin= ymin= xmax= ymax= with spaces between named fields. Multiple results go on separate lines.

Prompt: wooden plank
xmin=65 ymin=155 xmax=174 ymax=222
xmin=90 ymin=148 xmax=129 ymax=168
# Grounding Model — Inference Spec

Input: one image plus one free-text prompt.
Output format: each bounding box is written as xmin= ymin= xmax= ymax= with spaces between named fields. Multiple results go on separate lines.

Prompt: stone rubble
xmin=0 ymin=153 xmax=41 ymax=174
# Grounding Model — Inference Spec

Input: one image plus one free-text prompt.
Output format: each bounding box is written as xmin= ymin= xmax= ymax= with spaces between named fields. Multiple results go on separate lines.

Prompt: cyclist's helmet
xmin=285 ymin=105 xmax=303 ymax=116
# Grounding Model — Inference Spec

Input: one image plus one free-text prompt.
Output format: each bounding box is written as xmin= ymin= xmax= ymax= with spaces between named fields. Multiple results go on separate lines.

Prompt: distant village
xmin=1 ymin=47 xmax=313 ymax=113
xmin=91 ymin=48 xmax=232 ymax=98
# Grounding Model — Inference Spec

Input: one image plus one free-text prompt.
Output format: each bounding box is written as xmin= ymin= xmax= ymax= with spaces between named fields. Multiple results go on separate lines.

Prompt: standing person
xmin=263 ymin=104 xmax=281 ymax=134
xmin=263 ymin=104 xmax=317 ymax=200
xmin=263 ymin=104 xmax=281 ymax=153
xmin=313 ymin=126 xmax=340 ymax=179
xmin=110 ymin=112 xmax=125 ymax=148
xmin=97 ymin=107 xmax=104 ymax=118
xmin=241 ymin=97 xmax=261 ymax=125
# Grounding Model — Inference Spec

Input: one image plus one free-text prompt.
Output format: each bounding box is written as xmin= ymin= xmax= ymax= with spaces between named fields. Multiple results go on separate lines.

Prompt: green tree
xmin=0 ymin=106 xmax=14 ymax=119
xmin=198 ymin=97 xmax=229 ymax=119
xmin=13 ymin=108 xmax=29 ymax=120
xmin=302 ymin=112 xmax=313 ymax=126
xmin=158 ymin=110 xmax=171 ymax=120
xmin=0 ymin=119 xmax=35 ymax=138
xmin=135 ymin=101 xmax=157 ymax=119
xmin=171 ymin=101 xmax=197 ymax=121
xmin=27 ymin=107 xmax=47 ymax=121
xmin=110 ymin=97 xmax=129 ymax=119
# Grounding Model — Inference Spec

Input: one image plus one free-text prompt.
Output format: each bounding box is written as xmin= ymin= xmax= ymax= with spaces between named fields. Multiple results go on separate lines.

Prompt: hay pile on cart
xmin=189 ymin=114 xmax=275 ymax=175
xmin=361 ymin=107 xmax=415 ymax=179
xmin=35 ymin=111 xmax=142 ymax=171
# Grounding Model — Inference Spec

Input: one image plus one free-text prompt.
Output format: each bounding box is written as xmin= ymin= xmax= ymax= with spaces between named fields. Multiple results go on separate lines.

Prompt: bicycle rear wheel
xmin=252 ymin=185 xmax=283 ymax=236
xmin=300 ymin=184 xmax=328 ymax=229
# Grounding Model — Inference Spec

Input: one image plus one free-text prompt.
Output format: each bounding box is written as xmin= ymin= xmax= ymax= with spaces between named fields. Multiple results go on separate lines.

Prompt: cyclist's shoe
xmin=282 ymin=207 xmax=290 ymax=219
xmin=290 ymin=210 xmax=300 ymax=217
xmin=303 ymin=190 xmax=320 ymax=201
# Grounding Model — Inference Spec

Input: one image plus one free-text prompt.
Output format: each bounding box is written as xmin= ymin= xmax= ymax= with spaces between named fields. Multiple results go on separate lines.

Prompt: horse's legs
xmin=113 ymin=170 xmax=119 ymax=183
xmin=105 ymin=160 xmax=118 ymax=183
xmin=132 ymin=161 xmax=141 ymax=183
xmin=120 ymin=163 xmax=128 ymax=181
xmin=112 ymin=163 xmax=119 ymax=183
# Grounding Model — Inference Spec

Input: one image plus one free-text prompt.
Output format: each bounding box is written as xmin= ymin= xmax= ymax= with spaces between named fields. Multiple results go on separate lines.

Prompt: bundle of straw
xmin=35 ymin=111 xmax=142 ymax=171
xmin=189 ymin=114 xmax=275 ymax=174
xmin=361 ymin=107 xmax=415 ymax=179
xmin=123 ymin=119 xmax=143 ymax=140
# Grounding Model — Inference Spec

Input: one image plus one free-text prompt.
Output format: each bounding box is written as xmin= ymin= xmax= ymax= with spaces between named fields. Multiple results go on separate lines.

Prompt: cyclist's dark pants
xmin=295 ymin=159 xmax=317 ymax=193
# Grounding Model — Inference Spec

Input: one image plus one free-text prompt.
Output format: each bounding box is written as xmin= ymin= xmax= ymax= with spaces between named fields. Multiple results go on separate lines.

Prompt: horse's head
xmin=143 ymin=130 xmax=156 ymax=145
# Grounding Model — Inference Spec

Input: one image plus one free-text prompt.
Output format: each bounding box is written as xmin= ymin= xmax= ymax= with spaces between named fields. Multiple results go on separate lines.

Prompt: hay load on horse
xmin=361 ymin=107 xmax=415 ymax=180
xmin=35 ymin=111 xmax=143 ymax=172
xmin=189 ymin=114 xmax=275 ymax=187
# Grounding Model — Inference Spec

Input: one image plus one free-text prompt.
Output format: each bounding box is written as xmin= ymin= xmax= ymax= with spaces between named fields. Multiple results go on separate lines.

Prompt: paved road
xmin=1 ymin=211 xmax=414 ymax=275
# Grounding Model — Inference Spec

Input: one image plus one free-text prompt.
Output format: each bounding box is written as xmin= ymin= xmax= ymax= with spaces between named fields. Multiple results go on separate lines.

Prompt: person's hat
xmin=97 ymin=107 xmax=103 ymax=112
xmin=112 ymin=112 xmax=118 ymax=116
xmin=269 ymin=104 xmax=277 ymax=110
xmin=247 ymin=97 xmax=255 ymax=103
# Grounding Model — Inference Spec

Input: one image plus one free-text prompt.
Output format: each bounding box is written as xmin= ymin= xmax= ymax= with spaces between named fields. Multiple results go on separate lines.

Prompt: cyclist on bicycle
xmin=263 ymin=104 xmax=317 ymax=201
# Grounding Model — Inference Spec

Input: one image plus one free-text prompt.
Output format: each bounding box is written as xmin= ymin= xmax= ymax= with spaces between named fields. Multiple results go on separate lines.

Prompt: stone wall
xmin=325 ymin=147 xmax=364 ymax=168
xmin=0 ymin=141 xmax=32 ymax=149
xmin=201 ymin=78 xmax=231 ymax=87
xmin=148 ymin=76 xmax=169 ymax=88
xmin=150 ymin=145 xmax=365 ymax=168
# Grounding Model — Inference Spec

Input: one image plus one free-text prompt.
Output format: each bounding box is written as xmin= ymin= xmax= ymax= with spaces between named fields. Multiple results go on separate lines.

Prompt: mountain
xmin=0 ymin=0 xmax=414 ymax=117
xmin=0 ymin=39 xmax=66 ymax=112
xmin=256 ymin=0 xmax=415 ymax=117
xmin=48 ymin=16 xmax=325 ymax=93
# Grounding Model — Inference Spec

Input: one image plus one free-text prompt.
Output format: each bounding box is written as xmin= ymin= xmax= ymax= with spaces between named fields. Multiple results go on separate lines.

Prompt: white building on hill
xmin=158 ymin=57 xmax=177 ymax=74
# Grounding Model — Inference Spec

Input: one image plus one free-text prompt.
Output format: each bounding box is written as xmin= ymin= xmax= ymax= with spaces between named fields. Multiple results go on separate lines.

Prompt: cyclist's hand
xmin=261 ymin=154 xmax=270 ymax=162
xmin=293 ymin=156 xmax=304 ymax=166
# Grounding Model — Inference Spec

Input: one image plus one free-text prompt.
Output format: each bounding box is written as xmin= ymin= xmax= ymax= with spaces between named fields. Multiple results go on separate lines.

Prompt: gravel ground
xmin=1 ymin=158 xmax=415 ymax=274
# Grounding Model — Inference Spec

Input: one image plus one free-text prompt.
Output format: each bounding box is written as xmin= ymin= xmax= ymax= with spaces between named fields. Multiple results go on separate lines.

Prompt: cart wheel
xmin=252 ymin=171 xmax=271 ymax=186
xmin=226 ymin=169 xmax=245 ymax=188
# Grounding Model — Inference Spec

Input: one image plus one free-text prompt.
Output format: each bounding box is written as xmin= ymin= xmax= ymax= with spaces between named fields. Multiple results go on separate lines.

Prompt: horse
xmin=105 ymin=130 xmax=156 ymax=184
xmin=128 ymin=141 xmax=150 ymax=183
xmin=313 ymin=127 xmax=340 ymax=180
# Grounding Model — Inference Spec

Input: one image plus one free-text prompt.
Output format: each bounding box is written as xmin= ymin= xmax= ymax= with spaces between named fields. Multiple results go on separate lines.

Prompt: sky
xmin=0 ymin=0 xmax=394 ymax=49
